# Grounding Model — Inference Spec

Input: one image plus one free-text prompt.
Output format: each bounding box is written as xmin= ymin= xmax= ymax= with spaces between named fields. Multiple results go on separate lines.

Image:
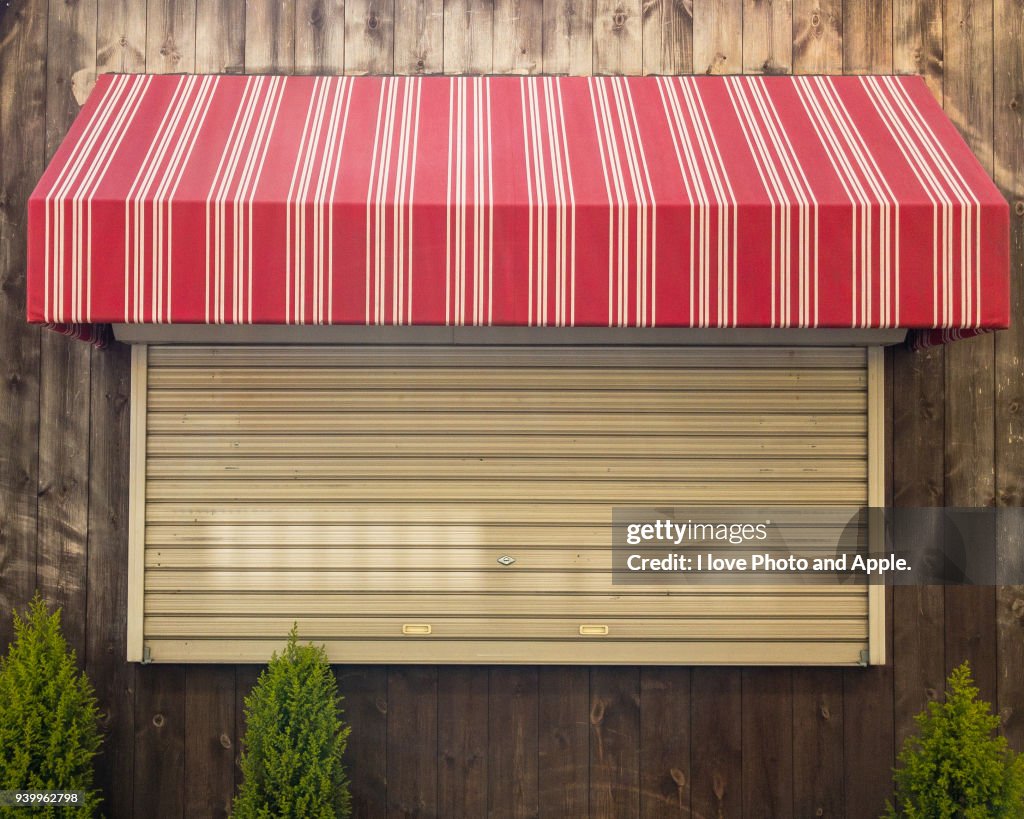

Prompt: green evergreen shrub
xmin=0 ymin=595 xmax=103 ymax=817
xmin=885 ymin=661 xmax=1024 ymax=818
xmin=232 ymin=626 xmax=351 ymax=818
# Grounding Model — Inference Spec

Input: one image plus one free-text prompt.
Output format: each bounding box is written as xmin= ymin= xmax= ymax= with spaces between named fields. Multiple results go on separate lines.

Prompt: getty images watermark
xmin=610 ymin=507 xmax=1024 ymax=585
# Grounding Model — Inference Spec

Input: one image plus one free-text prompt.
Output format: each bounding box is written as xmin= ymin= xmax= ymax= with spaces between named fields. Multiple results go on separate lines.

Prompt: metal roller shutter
xmin=128 ymin=345 xmax=884 ymax=665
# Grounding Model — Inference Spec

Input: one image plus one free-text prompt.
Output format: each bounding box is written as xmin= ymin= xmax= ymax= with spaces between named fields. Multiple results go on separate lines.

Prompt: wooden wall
xmin=0 ymin=0 xmax=1021 ymax=815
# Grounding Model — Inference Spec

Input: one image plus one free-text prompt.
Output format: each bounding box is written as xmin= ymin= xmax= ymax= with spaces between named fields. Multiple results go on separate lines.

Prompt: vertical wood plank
xmin=488 ymin=668 xmax=540 ymax=819
xmin=96 ymin=0 xmax=147 ymax=73
xmin=437 ymin=667 xmax=488 ymax=818
xmin=538 ymin=667 xmax=589 ymax=819
xmin=638 ymin=668 xmax=689 ymax=819
xmin=195 ymin=0 xmax=244 ymax=73
xmin=85 ymin=344 xmax=135 ymax=819
xmin=839 ymin=12 xmax=895 ymax=817
xmin=296 ymin=0 xmax=346 ymax=73
xmin=337 ymin=666 xmax=389 ymax=819
xmin=843 ymin=665 xmax=895 ymax=817
xmin=594 ymin=0 xmax=642 ymax=74
xmin=345 ymin=0 xmax=395 ymax=73
xmin=443 ymin=0 xmax=493 ymax=74
xmin=132 ymin=13 xmax=193 ymax=814
xmin=387 ymin=667 xmax=437 ymax=818
xmin=741 ymin=669 xmax=794 ymax=818
xmin=842 ymin=0 xmax=891 ymax=73
xmin=792 ymin=0 xmax=841 ymax=74
xmin=395 ymin=0 xmax=443 ymax=73
xmin=891 ymin=345 xmax=946 ymax=749
xmin=642 ymin=0 xmax=691 ymax=74
xmin=134 ymin=665 xmax=186 ymax=818
xmin=493 ymin=0 xmax=542 ymax=73
xmin=246 ymin=0 xmax=296 ymax=72
xmin=146 ymin=0 xmax=196 ymax=73
xmin=184 ymin=667 xmax=236 ymax=818
xmin=544 ymin=0 xmax=594 ymax=75
xmin=893 ymin=0 xmax=942 ymax=92
xmin=943 ymin=0 xmax=997 ymax=704
xmin=690 ymin=669 xmax=741 ymax=819
xmin=589 ymin=668 xmax=640 ymax=819
xmin=0 ymin=1 xmax=44 ymax=651
xmin=36 ymin=0 xmax=96 ymax=665
xmin=743 ymin=0 xmax=793 ymax=74
xmin=994 ymin=0 xmax=1024 ymax=754
xmin=692 ymin=0 xmax=741 ymax=73
xmin=44 ymin=0 xmax=96 ymax=161
xmin=233 ymin=664 xmax=262 ymax=805
xmin=34 ymin=334 xmax=90 ymax=660
xmin=792 ymin=669 xmax=844 ymax=817
xmin=90 ymin=8 xmax=146 ymax=807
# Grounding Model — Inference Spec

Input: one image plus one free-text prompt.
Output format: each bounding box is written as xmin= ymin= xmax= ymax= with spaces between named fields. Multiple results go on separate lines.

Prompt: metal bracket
xmin=858 ymin=648 xmax=869 ymax=667
xmin=141 ymin=645 xmax=153 ymax=665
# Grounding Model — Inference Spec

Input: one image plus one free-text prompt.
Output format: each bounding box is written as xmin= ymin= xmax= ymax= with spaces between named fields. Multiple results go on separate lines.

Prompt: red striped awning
xmin=28 ymin=73 xmax=1009 ymax=346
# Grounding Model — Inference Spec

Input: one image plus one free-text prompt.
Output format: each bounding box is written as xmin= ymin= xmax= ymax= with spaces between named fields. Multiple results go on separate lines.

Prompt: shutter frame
xmin=128 ymin=344 xmax=883 ymax=665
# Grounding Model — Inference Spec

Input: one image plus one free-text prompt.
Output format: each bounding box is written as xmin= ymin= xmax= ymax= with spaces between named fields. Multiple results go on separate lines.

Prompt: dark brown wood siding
xmin=0 ymin=0 xmax=1021 ymax=815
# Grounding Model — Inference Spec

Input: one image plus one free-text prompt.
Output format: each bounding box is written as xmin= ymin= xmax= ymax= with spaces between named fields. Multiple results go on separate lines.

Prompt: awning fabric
xmin=28 ymin=73 xmax=1009 ymax=347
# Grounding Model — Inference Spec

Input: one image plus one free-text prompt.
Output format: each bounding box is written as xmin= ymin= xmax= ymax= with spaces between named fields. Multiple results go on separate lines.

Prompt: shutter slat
xmin=139 ymin=344 xmax=875 ymax=664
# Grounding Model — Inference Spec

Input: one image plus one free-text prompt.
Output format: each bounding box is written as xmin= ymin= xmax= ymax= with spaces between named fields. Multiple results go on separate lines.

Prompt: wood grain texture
xmin=337 ymin=666 xmax=388 ymax=819
xmin=196 ymin=0 xmax=244 ymax=73
xmin=943 ymin=0 xmax=997 ymax=704
xmin=96 ymin=0 xmax=147 ymax=72
xmin=184 ymin=666 xmax=236 ymax=818
xmin=85 ymin=343 xmax=135 ymax=819
xmin=488 ymin=668 xmax=540 ymax=819
xmin=893 ymin=0 xmax=941 ymax=92
xmin=146 ymin=0 xmax=196 ymax=73
xmin=443 ymin=0 xmax=493 ymax=73
xmin=544 ymin=0 xmax=594 ymax=74
xmin=0 ymin=0 xmax=44 ymax=650
xmin=538 ymin=667 xmax=589 ymax=818
xmin=690 ymin=669 xmax=741 ymax=819
xmin=692 ymin=0 xmax=741 ymax=73
xmin=395 ymin=0 xmax=443 ymax=73
xmin=891 ymin=345 xmax=946 ymax=749
xmin=843 ymin=0 xmax=891 ymax=73
xmin=438 ymin=667 xmax=488 ymax=818
xmin=642 ymin=0 xmax=691 ymax=73
xmin=638 ymin=668 xmax=689 ymax=819
xmin=345 ymin=0 xmax=395 ymax=73
xmin=742 ymin=669 xmax=794 ymax=818
xmin=994 ymin=0 xmax=1024 ymax=753
xmin=594 ymin=0 xmax=642 ymax=74
xmin=843 ymin=665 xmax=895 ymax=816
xmin=387 ymin=667 xmax=438 ymax=818
xmin=792 ymin=0 xmax=841 ymax=73
xmin=43 ymin=77 xmax=90 ymax=651
xmin=233 ymin=663 xmax=262 ymax=799
xmin=296 ymin=0 xmax=345 ymax=73
xmin=37 ymin=0 xmax=94 ymax=659
xmin=890 ymin=0 xmax=943 ymax=757
xmin=589 ymin=668 xmax=640 ymax=818
xmin=792 ymin=669 xmax=844 ymax=817
xmin=245 ymin=0 xmax=296 ymax=72
xmin=743 ymin=0 xmax=792 ymax=73
xmin=493 ymin=0 xmax=542 ymax=73
xmin=134 ymin=665 xmax=186 ymax=817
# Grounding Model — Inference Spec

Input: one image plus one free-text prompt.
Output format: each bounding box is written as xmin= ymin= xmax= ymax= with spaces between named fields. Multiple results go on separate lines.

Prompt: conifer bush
xmin=0 ymin=595 xmax=103 ymax=817
xmin=232 ymin=626 xmax=351 ymax=818
xmin=885 ymin=661 xmax=1024 ymax=818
